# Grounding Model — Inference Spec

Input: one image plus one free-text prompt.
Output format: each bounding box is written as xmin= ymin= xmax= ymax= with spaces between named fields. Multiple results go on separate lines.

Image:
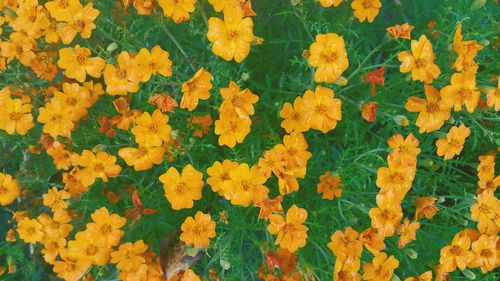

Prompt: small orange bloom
xmin=317 ymin=172 xmax=343 ymax=200
xmin=104 ymin=51 xmax=141 ymax=95
xmin=86 ymin=207 xmax=126 ymax=247
xmin=267 ymin=204 xmax=309 ymax=252
xmin=359 ymin=227 xmax=386 ymax=255
xmin=0 ymin=173 xmax=20 ymax=206
xmin=52 ymin=251 xmax=90 ymax=281
xmin=415 ymin=197 xmax=438 ymax=220
xmin=279 ymin=97 xmax=310 ymax=133
xmin=131 ymin=110 xmax=172 ymax=147
xmin=149 ymin=93 xmax=178 ymax=113
xmin=435 ymin=124 xmax=471 ymax=160
xmin=17 ymin=217 xmax=44 ymax=244
xmin=468 ymin=234 xmax=498 ymax=273
xmin=219 ymin=81 xmax=259 ymax=117
xmin=45 ymin=0 xmax=83 ymax=22
xmin=180 ymin=68 xmax=212 ymax=111
xmin=42 ymin=187 xmax=70 ymax=213
xmin=77 ymin=150 xmax=122 ymax=186
xmin=441 ymin=72 xmax=480 ymax=113
xmin=397 ymin=35 xmax=441 ymax=84
xmin=361 ymin=101 xmax=378 ymax=123
xmin=206 ymin=160 xmax=239 ymax=196
xmin=387 ymin=133 xmax=421 ymax=167
xmin=319 ymin=0 xmax=343 ymax=7
xmin=118 ymin=146 xmax=165 ymax=171
xmin=189 ymin=114 xmax=213 ymax=138
xmin=159 ymin=165 xmax=204 ymax=210
xmin=302 ymin=86 xmax=342 ymax=133
xmin=327 ymin=227 xmax=363 ymax=260
xmin=37 ymin=101 xmax=75 ymax=138
xmin=452 ymin=23 xmax=483 ymax=73
xmin=180 ymin=211 xmax=216 ymax=248
xmin=308 ymin=33 xmax=349 ymax=83
xmin=111 ymin=240 xmax=148 ymax=270
xmin=254 ymin=195 xmax=284 ymax=221
xmin=222 ymin=163 xmax=268 ymax=207
xmin=369 ymin=200 xmax=403 ymax=237
xmin=57 ymin=45 xmax=105 ymax=82
xmin=136 ymin=46 xmax=173 ymax=82
xmin=158 ymin=0 xmax=196 ymax=23
xmin=470 ymin=191 xmax=499 ymax=235
xmin=439 ymin=233 xmax=474 ymax=272
xmin=397 ymin=218 xmax=420 ymax=248
xmin=0 ymin=97 xmax=34 ymax=135
xmin=386 ymin=23 xmax=414 ymax=40
xmin=214 ymin=113 xmax=252 ymax=147
xmin=404 ymin=271 xmax=432 ymax=281
xmin=67 ymin=231 xmax=111 ymax=266
xmin=351 ymin=0 xmax=382 ymax=23
xmin=57 ymin=3 xmax=100 ymax=44
xmin=405 ymin=84 xmax=450 ymax=133
xmin=486 ymin=76 xmax=499 ymax=111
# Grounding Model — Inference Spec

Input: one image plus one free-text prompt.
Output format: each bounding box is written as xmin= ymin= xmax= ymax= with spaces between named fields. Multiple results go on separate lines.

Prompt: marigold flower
xmin=43 ymin=187 xmax=70 ymax=213
xmin=405 ymin=85 xmax=450 ymax=133
xmin=435 ymin=124 xmax=471 ymax=160
xmin=67 ymin=230 xmax=111 ymax=266
xmin=386 ymin=23 xmax=414 ymax=40
xmin=302 ymin=86 xmax=342 ymax=133
xmin=452 ymin=23 xmax=483 ymax=73
xmin=308 ymin=33 xmax=349 ymax=83
xmin=387 ymin=133 xmax=420 ymax=167
xmin=52 ymin=82 xmax=93 ymax=122
xmin=486 ymin=76 xmax=500 ymax=111
xmin=361 ymin=252 xmax=399 ymax=281
xmin=86 ymin=207 xmax=126 ymax=247
xmin=17 ymin=217 xmax=44 ymax=244
xmin=415 ymin=197 xmax=438 ymax=220
xmin=46 ymin=142 xmax=77 ymax=171
xmin=319 ymin=0 xmax=343 ymax=7
xmin=77 ymin=150 xmax=122 ymax=186
xmin=111 ymin=240 xmax=148 ymax=270
xmin=351 ymin=0 xmax=382 ymax=23
xmin=219 ymin=81 xmax=259 ymax=117
xmin=180 ymin=211 xmax=216 ymax=248
xmin=222 ymin=163 xmax=268 ymax=206
xmin=468 ymin=234 xmax=498 ymax=273
xmin=0 ymin=32 xmax=37 ymax=66
xmin=477 ymin=154 xmax=495 ymax=181
xmin=37 ymin=212 xmax=72 ymax=239
xmin=397 ymin=35 xmax=441 ymax=84
xmin=470 ymin=191 xmax=500 ymax=235
xmin=133 ymin=0 xmax=156 ymax=15
xmin=159 ymin=164 xmax=204 ymax=210
xmin=0 ymin=173 xmax=20 ymax=206
xmin=104 ymin=51 xmax=141 ymax=95
xmin=254 ymin=195 xmax=284 ymax=221
xmin=369 ymin=201 xmax=403 ymax=237
xmin=404 ymin=271 xmax=432 ymax=281
xmin=376 ymin=158 xmax=415 ymax=199
xmin=207 ymin=160 xmax=239 ymax=196
xmin=439 ymin=233 xmax=474 ymax=272
xmin=37 ymin=101 xmax=75 ymax=138
xmin=189 ymin=114 xmax=213 ymax=137
xmin=359 ymin=227 xmax=386 ymax=255
xmin=52 ymin=251 xmax=90 ymax=281
xmin=118 ymin=146 xmax=165 ymax=171
xmin=257 ymin=147 xmax=287 ymax=179
xmin=397 ymin=218 xmax=420 ymax=248
xmin=333 ymin=256 xmax=361 ymax=281
xmin=214 ymin=112 xmax=252 ymax=147
xmin=57 ymin=3 xmax=100 ymax=44
xmin=317 ymin=172 xmax=343 ymax=201
xmin=149 ymin=93 xmax=178 ymax=113
xmin=441 ymin=72 xmax=480 ymax=113
xmin=0 ymin=97 xmax=34 ymax=135
xmin=41 ymin=236 xmax=66 ymax=264
xmin=327 ymin=227 xmax=363 ymax=260
xmin=361 ymin=101 xmax=378 ymax=123
xmin=181 ymin=68 xmax=212 ymax=111
xmin=57 ymin=45 xmax=106 ymax=82
xmin=63 ymin=167 xmax=89 ymax=197
xmin=277 ymin=132 xmax=312 ymax=171
xmin=45 ymin=0 xmax=83 ymax=22
xmin=136 ymin=45 xmax=173 ymax=82
xmin=207 ymin=7 xmax=254 ymax=62
xmin=267 ymin=204 xmax=309 ymax=252
xmin=158 ymin=0 xmax=196 ymax=23
xmin=131 ymin=110 xmax=172 ymax=147
xmin=280 ymin=97 xmax=310 ymax=133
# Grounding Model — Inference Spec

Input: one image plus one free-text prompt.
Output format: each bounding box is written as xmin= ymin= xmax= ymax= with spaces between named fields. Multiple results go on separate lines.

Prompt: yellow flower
xmin=158 ymin=0 xmax=196 ymax=23
xmin=279 ymin=97 xmax=310 ymax=133
xmin=308 ymin=33 xmax=349 ymax=83
xmin=362 ymin=252 xmax=399 ymax=281
xmin=159 ymin=165 xmax=204 ymax=210
xmin=468 ymin=234 xmax=498 ymax=273
xmin=397 ymin=35 xmax=441 ymax=84
xmin=435 ymin=124 xmax=471 ymax=160
xmin=452 ymin=23 xmax=483 ymax=73
xmin=268 ymin=204 xmax=309 ymax=252
xmin=51 ymin=82 xmax=93 ymax=122
xmin=207 ymin=7 xmax=254 ymax=62
xmin=42 ymin=187 xmax=70 ymax=213
xmin=37 ymin=101 xmax=75 ymax=138
xmin=57 ymin=45 xmax=106 ymax=82
xmin=319 ymin=0 xmax=343 ymax=8
xmin=135 ymin=45 xmax=173 ymax=82
xmin=317 ymin=172 xmax=343 ymax=201
xmin=118 ymin=146 xmax=165 ymax=171
xmin=486 ymin=76 xmax=500 ymax=111
xmin=17 ymin=217 xmax=44 ymax=244
xmin=351 ymin=0 xmax=382 ymax=23
xmin=221 ymin=163 xmax=268 ymax=206
xmin=214 ymin=112 xmax=252 ymax=147
xmin=111 ymin=240 xmax=148 ymax=270
xmin=131 ymin=110 xmax=172 ymax=147
xmin=76 ymin=150 xmax=122 ymax=186
xmin=206 ymin=159 xmax=239 ymax=196
xmin=67 ymin=230 xmax=111 ymax=266
xmin=439 ymin=233 xmax=474 ymax=272
xmin=0 ymin=173 xmax=20 ymax=206
xmin=405 ymin=85 xmax=451 ymax=133
xmin=180 ymin=211 xmax=216 ymax=248
xmin=181 ymin=68 xmax=212 ymax=111
xmin=302 ymin=86 xmax=342 ymax=133
xmin=397 ymin=218 xmax=420 ymax=248
xmin=103 ymin=51 xmax=141 ymax=95
xmin=86 ymin=207 xmax=126 ymax=247
xmin=0 ymin=97 xmax=34 ymax=135
xmin=441 ymin=72 xmax=480 ymax=113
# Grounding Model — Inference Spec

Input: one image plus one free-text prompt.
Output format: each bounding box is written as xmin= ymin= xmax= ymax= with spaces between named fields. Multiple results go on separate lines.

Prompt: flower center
xmin=137 ymin=147 xmax=148 ymax=158
xmin=76 ymin=53 xmax=87 ymax=65
xmin=291 ymin=111 xmax=300 ymax=121
xmin=147 ymin=124 xmax=158 ymax=133
xmin=323 ymin=52 xmax=337 ymax=63
xmin=74 ymin=20 xmax=85 ymax=29
xmin=227 ymin=30 xmax=239 ymax=40
xmin=315 ymin=104 xmax=328 ymax=114
xmin=86 ymin=245 xmax=98 ymax=256
xmin=0 ymin=187 xmax=6 ymax=194
xmin=450 ymin=245 xmax=463 ymax=255
xmin=426 ymin=102 xmax=439 ymax=113
xmin=149 ymin=62 xmax=158 ymax=70
xmin=232 ymin=96 xmax=244 ymax=107
xmin=448 ymin=139 xmax=461 ymax=149
xmin=390 ymin=173 xmax=404 ymax=184
xmin=229 ymin=121 xmax=238 ymax=132
xmin=362 ymin=0 xmax=374 ymax=8
xmin=282 ymin=223 xmax=294 ymax=234
xmin=116 ymin=69 xmax=127 ymax=80
xmin=58 ymin=0 xmax=69 ymax=8
xmin=51 ymin=114 xmax=63 ymax=123
xmin=220 ymin=172 xmax=230 ymax=181
xmin=381 ymin=210 xmax=395 ymax=220
xmin=9 ymin=112 xmax=22 ymax=121
xmin=192 ymin=225 xmax=203 ymax=235
xmin=175 ymin=182 xmax=187 ymax=194
xmin=415 ymin=58 xmax=427 ymax=68
xmin=101 ymin=224 xmax=112 ymax=234
xmin=93 ymin=163 xmax=104 ymax=172
xmin=481 ymin=249 xmax=493 ymax=257
xmin=241 ymin=180 xmax=251 ymax=191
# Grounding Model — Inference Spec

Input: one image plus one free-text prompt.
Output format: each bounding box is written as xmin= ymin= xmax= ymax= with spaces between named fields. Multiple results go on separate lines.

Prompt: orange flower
xmin=351 ymin=0 xmax=382 ymax=23
xmin=46 ymin=142 xmax=77 ymax=170
xmin=214 ymin=112 xmax=252 ymax=147
xmin=308 ymin=33 xmax=349 ymax=83
xmin=219 ymin=81 xmax=259 ymax=117
xmin=302 ymin=86 xmax=342 ymax=133
xmin=149 ymin=93 xmax=178 ymax=113
xmin=257 ymin=147 xmax=287 ymax=179
xmin=16 ymin=217 xmax=44 ymax=244
xmin=397 ymin=35 xmax=441 ymax=84
xmin=0 ymin=97 xmax=34 ymax=135
xmin=397 ymin=218 xmax=420 ymax=248
xmin=159 ymin=165 xmax=204 ymax=210
xmin=180 ymin=211 xmax=216 ymax=248
xmin=57 ymin=45 xmax=105 ymax=82
xmin=206 ymin=160 xmax=239 ymax=196
xmin=42 ymin=187 xmax=70 ymax=213
xmin=361 ymin=101 xmax=378 ymax=123
xmin=29 ymin=51 xmax=58 ymax=81
xmin=77 ymin=150 xmax=122 ymax=186
xmin=279 ymin=97 xmax=310 ymax=133
xmin=131 ymin=110 xmax=172 ymax=147
xmin=222 ymin=163 xmax=268 ymax=206
xmin=63 ymin=167 xmax=89 ymax=197
xmin=133 ymin=0 xmax=156 ymax=15
xmin=0 ymin=32 xmax=37 ymax=66
xmin=319 ymin=0 xmax=343 ymax=7
xmin=52 ymin=251 xmax=90 ymax=281
xmin=57 ymin=3 xmax=100 ymax=44
xmin=359 ymin=227 xmax=386 ymax=255
xmin=387 ymin=133 xmax=421 ymax=167
xmin=67 ymin=230 xmax=111 ymax=266
xmin=267 ymin=204 xmax=309 ymax=252
xmin=435 ymin=124 xmax=471 ymax=160
xmin=386 ymin=23 xmax=414 ymax=40
xmin=37 ymin=102 xmax=75 ymax=138
xmin=439 ymin=233 xmax=474 ymax=272
xmin=86 ymin=207 xmax=126 ymax=247
xmin=468 ymin=234 xmax=498 ymax=273
xmin=52 ymin=82 xmax=93 ymax=122
xmin=441 ymin=72 xmax=480 ymax=113
xmin=317 ymin=172 xmax=343 ymax=200
xmin=37 ymin=212 xmax=72 ymax=239
xmin=452 ymin=24 xmax=483 ymax=73
xmin=277 ymin=132 xmax=312 ymax=171
xmin=207 ymin=7 xmax=254 ymax=62
xmin=180 ymin=68 xmax=212 ymax=111
xmin=254 ymin=195 xmax=284 ymax=221
xmin=369 ymin=200 xmax=403 ymax=237
xmin=119 ymin=146 xmax=165 ymax=171
xmin=158 ymin=0 xmax=196 ymax=23
xmin=189 ymin=114 xmax=213 ymax=138
xmin=486 ymin=76 xmax=499 ymax=111
xmin=45 ymin=0 xmax=83 ymax=22
xmin=104 ymin=51 xmax=141 ymax=95
xmin=0 ymin=173 xmax=20 ymax=206
xmin=111 ymin=240 xmax=148 ymax=270
xmin=135 ymin=46 xmax=173 ymax=82
xmin=405 ymin=84 xmax=450 ymax=133
xmin=327 ymin=227 xmax=363 ymax=260
xmin=41 ymin=237 xmax=66 ymax=264
xmin=477 ymin=154 xmax=495 ymax=181
xmin=404 ymin=271 xmax=432 ymax=281
xmin=470 ymin=191 xmax=499 ymax=235
xmin=361 ymin=252 xmax=399 ymax=281
xmin=415 ymin=197 xmax=438 ymax=220
xmin=376 ymin=158 xmax=414 ymax=198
